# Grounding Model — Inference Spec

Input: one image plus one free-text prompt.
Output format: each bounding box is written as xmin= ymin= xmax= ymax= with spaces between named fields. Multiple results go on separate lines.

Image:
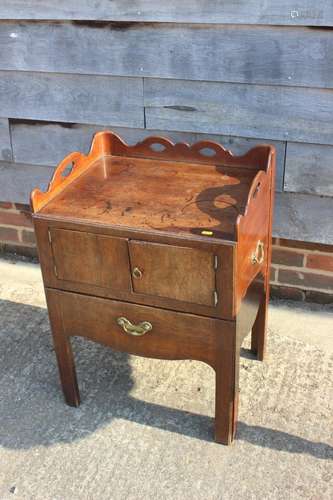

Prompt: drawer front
xmin=48 ymin=289 xmax=227 ymax=367
xmin=129 ymin=240 xmax=217 ymax=306
xmin=50 ymin=228 xmax=131 ymax=291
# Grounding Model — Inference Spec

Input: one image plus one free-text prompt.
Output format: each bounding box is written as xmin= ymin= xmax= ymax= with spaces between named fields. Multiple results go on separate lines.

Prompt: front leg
xmin=52 ymin=334 xmax=80 ymax=407
xmin=46 ymin=289 xmax=80 ymax=407
xmin=214 ymin=326 xmax=239 ymax=445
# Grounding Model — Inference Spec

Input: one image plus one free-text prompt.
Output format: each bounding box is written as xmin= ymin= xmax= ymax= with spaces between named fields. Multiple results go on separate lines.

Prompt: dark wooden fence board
xmin=0 ymin=71 xmax=144 ymax=128
xmin=0 ymin=161 xmax=54 ymax=204
xmin=0 ymin=118 xmax=12 ymax=161
xmin=285 ymin=142 xmax=333 ymax=197
xmin=273 ymin=192 xmax=333 ymax=245
xmin=0 ymin=1 xmax=332 ymax=26
xmin=10 ymin=121 xmax=286 ymax=190
xmin=1 ymin=22 xmax=332 ymax=89
xmin=144 ymin=78 xmax=333 ymax=145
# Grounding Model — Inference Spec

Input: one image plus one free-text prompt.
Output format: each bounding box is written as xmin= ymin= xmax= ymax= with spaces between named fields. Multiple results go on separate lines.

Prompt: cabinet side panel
xmin=33 ymin=217 xmax=59 ymax=288
xmin=236 ymin=154 xmax=275 ymax=311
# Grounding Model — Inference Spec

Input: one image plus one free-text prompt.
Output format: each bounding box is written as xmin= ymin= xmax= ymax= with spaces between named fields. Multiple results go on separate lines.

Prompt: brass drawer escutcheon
xmin=117 ymin=316 xmax=152 ymax=336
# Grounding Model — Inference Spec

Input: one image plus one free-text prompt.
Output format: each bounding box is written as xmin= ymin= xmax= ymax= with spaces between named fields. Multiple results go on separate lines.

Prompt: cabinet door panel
xmin=129 ymin=240 xmax=216 ymax=306
xmin=50 ymin=228 xmax=130 ymax=290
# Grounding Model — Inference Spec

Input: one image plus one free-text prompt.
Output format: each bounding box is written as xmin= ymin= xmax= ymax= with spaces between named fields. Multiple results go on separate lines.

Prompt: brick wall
xmin=0 ymin=202 xmax=37 ymax=258
xmin=0 ymin=201 xmax=332 ymax=304
xmin=271 ymin=239 xmax=333 ymax=304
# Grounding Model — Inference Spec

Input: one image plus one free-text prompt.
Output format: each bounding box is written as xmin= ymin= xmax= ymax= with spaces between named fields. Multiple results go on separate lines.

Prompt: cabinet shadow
xmin=0 ymin=298 xmax=332 ymax=461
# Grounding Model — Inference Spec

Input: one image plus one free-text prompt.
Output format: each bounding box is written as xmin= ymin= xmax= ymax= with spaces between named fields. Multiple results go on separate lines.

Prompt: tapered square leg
xmin=214 ymin=328 xmax=239 ymax=445
xmin=251 ymin=291 xmax=268 ymax=361
xmin=46 ymin=289 xmax=80 ymax=407
xmin=52 ymin=334 xmax=80 ymax=407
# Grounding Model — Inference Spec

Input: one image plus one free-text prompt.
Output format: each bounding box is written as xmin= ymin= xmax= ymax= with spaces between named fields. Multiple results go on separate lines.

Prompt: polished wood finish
xmin=45 ymin=289 xmax=80 ymax=407
xmin=129 ymin=241 xmax=216 ymax=306
xmin=31 ymin=131 xmax=275 ymax=445
xmin=38 ymin=156 xmax=258 ymax=240
xmin=46 ymin=289 xmax=226 ymax=365
xmin=34 ymin=218 xmax=235 ymax=319
xmin=32 ymin=131 xmax=270 ymax=241
xmin=251 ymin=149 xmax=276 ymax=360
xmin=50 ymin=228 xmax=130 ymax=291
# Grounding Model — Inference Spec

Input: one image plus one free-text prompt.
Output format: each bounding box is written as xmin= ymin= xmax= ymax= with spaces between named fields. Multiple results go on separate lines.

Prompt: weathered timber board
xmin=285 ymin=142 xmax=333 ymax=197
xmin=0 ymin=22 xmax=332 ymax=89
xmin=0 ymin=71 xmax=144 ymax=128
xmin=0 ymin=162 xmax=54 ymax=204
xmin=10 ymin=120 xmax=286 ymax=190
xmin=0 ymin=1 xmax=332 ymax=26
xmin=273 ymin=192 xmax=333 ymax=245
xmin=0 ymin=118 xmax=12 ymax=161
xmin=144 ymin=78 xmax=333 ymax=145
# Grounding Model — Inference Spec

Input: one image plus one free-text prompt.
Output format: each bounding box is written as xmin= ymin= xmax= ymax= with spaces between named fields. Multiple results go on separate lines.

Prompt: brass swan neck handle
xmin=117 ymin=317 xmax=152 ymax=336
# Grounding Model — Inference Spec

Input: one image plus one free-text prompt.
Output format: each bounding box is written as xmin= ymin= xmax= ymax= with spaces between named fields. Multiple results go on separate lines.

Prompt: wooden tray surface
xmin=32 ymin=132 xmax=273 ymax=241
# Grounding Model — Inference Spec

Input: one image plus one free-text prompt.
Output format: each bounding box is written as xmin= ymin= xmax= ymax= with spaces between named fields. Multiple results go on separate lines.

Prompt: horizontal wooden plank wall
xmin=1 ymin=1 xmax=332 ymax=26
xmin=0 ymin=119 xmax=12 ymax=161
xmin=0 ymin=162 xmax=54 ymax=203
xmin=1 ymin=22 xmax=332 ymax=89
xmin=273 ymin=193 xmax=333 ymax=245
xmin=285 ymin=143 xmax=333 ymax=197
xmin=0 ymin=5 xmax=332 ymax=234
xmin=144 ymin=79 xmax=333 ymax=145
xmin=0 ymin=71 xmax=144 ymax=128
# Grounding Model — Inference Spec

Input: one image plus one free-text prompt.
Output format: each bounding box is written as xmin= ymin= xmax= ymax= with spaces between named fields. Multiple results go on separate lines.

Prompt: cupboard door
xmin=129 ymin=241 xmax=216 ymax=306
xmin=50 ymin=228 xmax=130 ymax=290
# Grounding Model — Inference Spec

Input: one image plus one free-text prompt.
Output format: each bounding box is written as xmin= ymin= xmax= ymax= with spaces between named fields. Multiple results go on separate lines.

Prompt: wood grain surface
xmin=50 ymin=228 xmax=131 ymax=290
xmin=39 ymin=155 xmax=257 ymax=240
xmin=129 ymin=241 xmax=216 ymax=306
xmin=0 ymin=71 xmax=144 ymax=128
xmin=1 ymin=22 xmax=332 ymax=89
xmin=145 ymin=78 xmax=333 ymax=145
xmin=1 ymin=1 xmax=332 ymax=26
xmin=284 ymin=142 xmax=333 ymax=197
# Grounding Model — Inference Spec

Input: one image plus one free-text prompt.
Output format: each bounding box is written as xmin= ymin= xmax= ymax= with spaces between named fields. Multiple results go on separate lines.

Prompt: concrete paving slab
xmin=0 ymin=257 xmax=43 ymax=287
xmin=0 ymin=258 xmax=332 ymax=499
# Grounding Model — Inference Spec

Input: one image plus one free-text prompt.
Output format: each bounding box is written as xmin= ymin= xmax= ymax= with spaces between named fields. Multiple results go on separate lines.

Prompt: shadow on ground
xmin=0 ymin=298 xmax=332 ymax=461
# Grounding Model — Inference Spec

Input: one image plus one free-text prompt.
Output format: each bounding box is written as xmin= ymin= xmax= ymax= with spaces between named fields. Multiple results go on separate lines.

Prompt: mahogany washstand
xmin=31 ymin=131 xmax=275 ymax=444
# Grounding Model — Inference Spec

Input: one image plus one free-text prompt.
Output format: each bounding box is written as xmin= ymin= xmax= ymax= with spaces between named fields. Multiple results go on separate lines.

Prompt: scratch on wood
xmin=100 ymin=200 xmax=112 ymax=215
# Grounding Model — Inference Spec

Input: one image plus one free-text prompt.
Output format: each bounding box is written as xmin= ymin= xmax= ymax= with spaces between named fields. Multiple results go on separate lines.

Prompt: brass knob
xmin=117 ymin=317 xmax=152 ymax=336
xmin=132 ymin=267 xmax=143 ymax=279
